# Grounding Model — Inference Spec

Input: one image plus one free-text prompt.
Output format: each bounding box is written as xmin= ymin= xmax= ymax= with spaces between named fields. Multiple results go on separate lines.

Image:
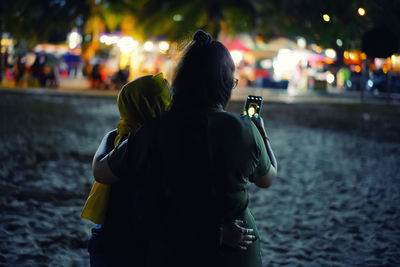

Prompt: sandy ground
xmin=0 ymin=89 xmax=399 ymax=266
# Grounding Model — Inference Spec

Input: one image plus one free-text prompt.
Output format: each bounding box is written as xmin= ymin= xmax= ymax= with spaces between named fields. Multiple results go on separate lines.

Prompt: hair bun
xmin=193 ymin=30 xmax=213 ymax=45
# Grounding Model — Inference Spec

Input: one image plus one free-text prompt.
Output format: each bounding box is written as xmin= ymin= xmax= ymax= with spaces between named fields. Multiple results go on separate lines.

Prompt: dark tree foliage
xmin=1 ymin=0 xmax=399 ymax=53
xmin=134 ymin=0 xmax=256 ymax=40
xmin=254 ymin=0 xmax=400 ymax=51
xmin=362 ymin=28 xmax=399 ymax=58
xmin=0 ymin=0 xmax=90 ymax=48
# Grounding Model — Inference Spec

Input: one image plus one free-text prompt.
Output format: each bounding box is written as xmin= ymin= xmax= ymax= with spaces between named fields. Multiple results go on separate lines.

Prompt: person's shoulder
xmin=209 ymin=112 xmax=254 ymax=137
xmin=213 ymin=111 xmax=252 ymax=127
xmin=138 ymin=111 xmax=176 ymax=133
xmin=128 ymin=115 xmax=163 ymax=139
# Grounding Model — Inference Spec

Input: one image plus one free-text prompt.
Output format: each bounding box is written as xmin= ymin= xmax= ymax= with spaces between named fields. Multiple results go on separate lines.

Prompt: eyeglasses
xmin=233 ymin=78 xmax=239 ymax=89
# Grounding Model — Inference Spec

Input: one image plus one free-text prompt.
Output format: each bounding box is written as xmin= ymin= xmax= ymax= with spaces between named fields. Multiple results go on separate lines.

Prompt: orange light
xmin=358 ymin=7 xmax=366 ymax=16
xmin=325 ymin=59 xmax=334 ymax=64
xmin=360 ymin=53 xmax=367 ymax=60
xmin=344 ymin=51 xmax=349 ymax=59
xmin=355 ymin=65 xmax=361 ymax=72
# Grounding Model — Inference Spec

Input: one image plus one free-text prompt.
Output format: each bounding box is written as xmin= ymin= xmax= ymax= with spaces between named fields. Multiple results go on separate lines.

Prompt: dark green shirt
xmin=108 ymin=110 xmax=270 ymax=216
xmin=107 ymin=110 xmax=270 ymax=264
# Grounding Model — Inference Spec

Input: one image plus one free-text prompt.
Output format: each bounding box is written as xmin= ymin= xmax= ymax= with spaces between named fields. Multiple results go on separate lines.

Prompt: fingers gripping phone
xmin=243 ymin=95 xmax=263 ymax=118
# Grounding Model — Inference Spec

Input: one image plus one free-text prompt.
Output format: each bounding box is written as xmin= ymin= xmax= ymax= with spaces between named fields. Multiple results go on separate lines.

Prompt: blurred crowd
xmin=1 ymin=51 xmax=59 ymax=88
xmin=0 ymin=50 xmax=129 ymax=90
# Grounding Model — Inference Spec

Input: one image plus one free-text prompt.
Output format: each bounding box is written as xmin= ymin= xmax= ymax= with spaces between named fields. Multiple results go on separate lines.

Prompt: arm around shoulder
xmin=92 ymin=129 xmax=120 ymax=184
xmin=93 ymin=156 xmax=119 ymax=184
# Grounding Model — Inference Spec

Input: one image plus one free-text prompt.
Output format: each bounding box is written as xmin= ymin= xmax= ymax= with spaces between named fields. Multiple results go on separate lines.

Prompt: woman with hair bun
xmin=93 ymin=30 xmax=277 ymax=267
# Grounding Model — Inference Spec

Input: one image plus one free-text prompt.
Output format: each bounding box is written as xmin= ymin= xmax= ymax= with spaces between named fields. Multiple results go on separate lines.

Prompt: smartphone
xmin=243 ymin=95 xmax=262 ymax=118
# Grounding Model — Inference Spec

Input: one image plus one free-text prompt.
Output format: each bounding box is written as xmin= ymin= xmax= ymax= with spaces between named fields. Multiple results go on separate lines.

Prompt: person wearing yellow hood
xmin=84 ymin=73 xmax=171 ymax=266
xmin=82 ymin=73 xmax=171 ymax=224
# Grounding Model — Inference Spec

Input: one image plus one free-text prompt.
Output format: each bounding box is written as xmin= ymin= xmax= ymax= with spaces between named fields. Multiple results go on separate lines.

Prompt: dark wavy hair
xmin=170 ymin=30 xmax=235 ymax=111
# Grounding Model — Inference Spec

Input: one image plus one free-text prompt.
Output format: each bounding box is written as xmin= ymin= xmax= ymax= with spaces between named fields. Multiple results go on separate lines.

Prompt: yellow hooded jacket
xmin=81 ymin=73 xmax=171 ymax=224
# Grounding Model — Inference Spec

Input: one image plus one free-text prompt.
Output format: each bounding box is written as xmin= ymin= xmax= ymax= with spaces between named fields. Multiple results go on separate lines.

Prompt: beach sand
xmin=0 ymin=91 xmax=399 ymax=266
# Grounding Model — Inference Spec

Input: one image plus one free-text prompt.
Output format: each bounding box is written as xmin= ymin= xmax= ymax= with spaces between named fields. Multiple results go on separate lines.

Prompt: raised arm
xmin=251 ymin=116 xmax=278 ymax=188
